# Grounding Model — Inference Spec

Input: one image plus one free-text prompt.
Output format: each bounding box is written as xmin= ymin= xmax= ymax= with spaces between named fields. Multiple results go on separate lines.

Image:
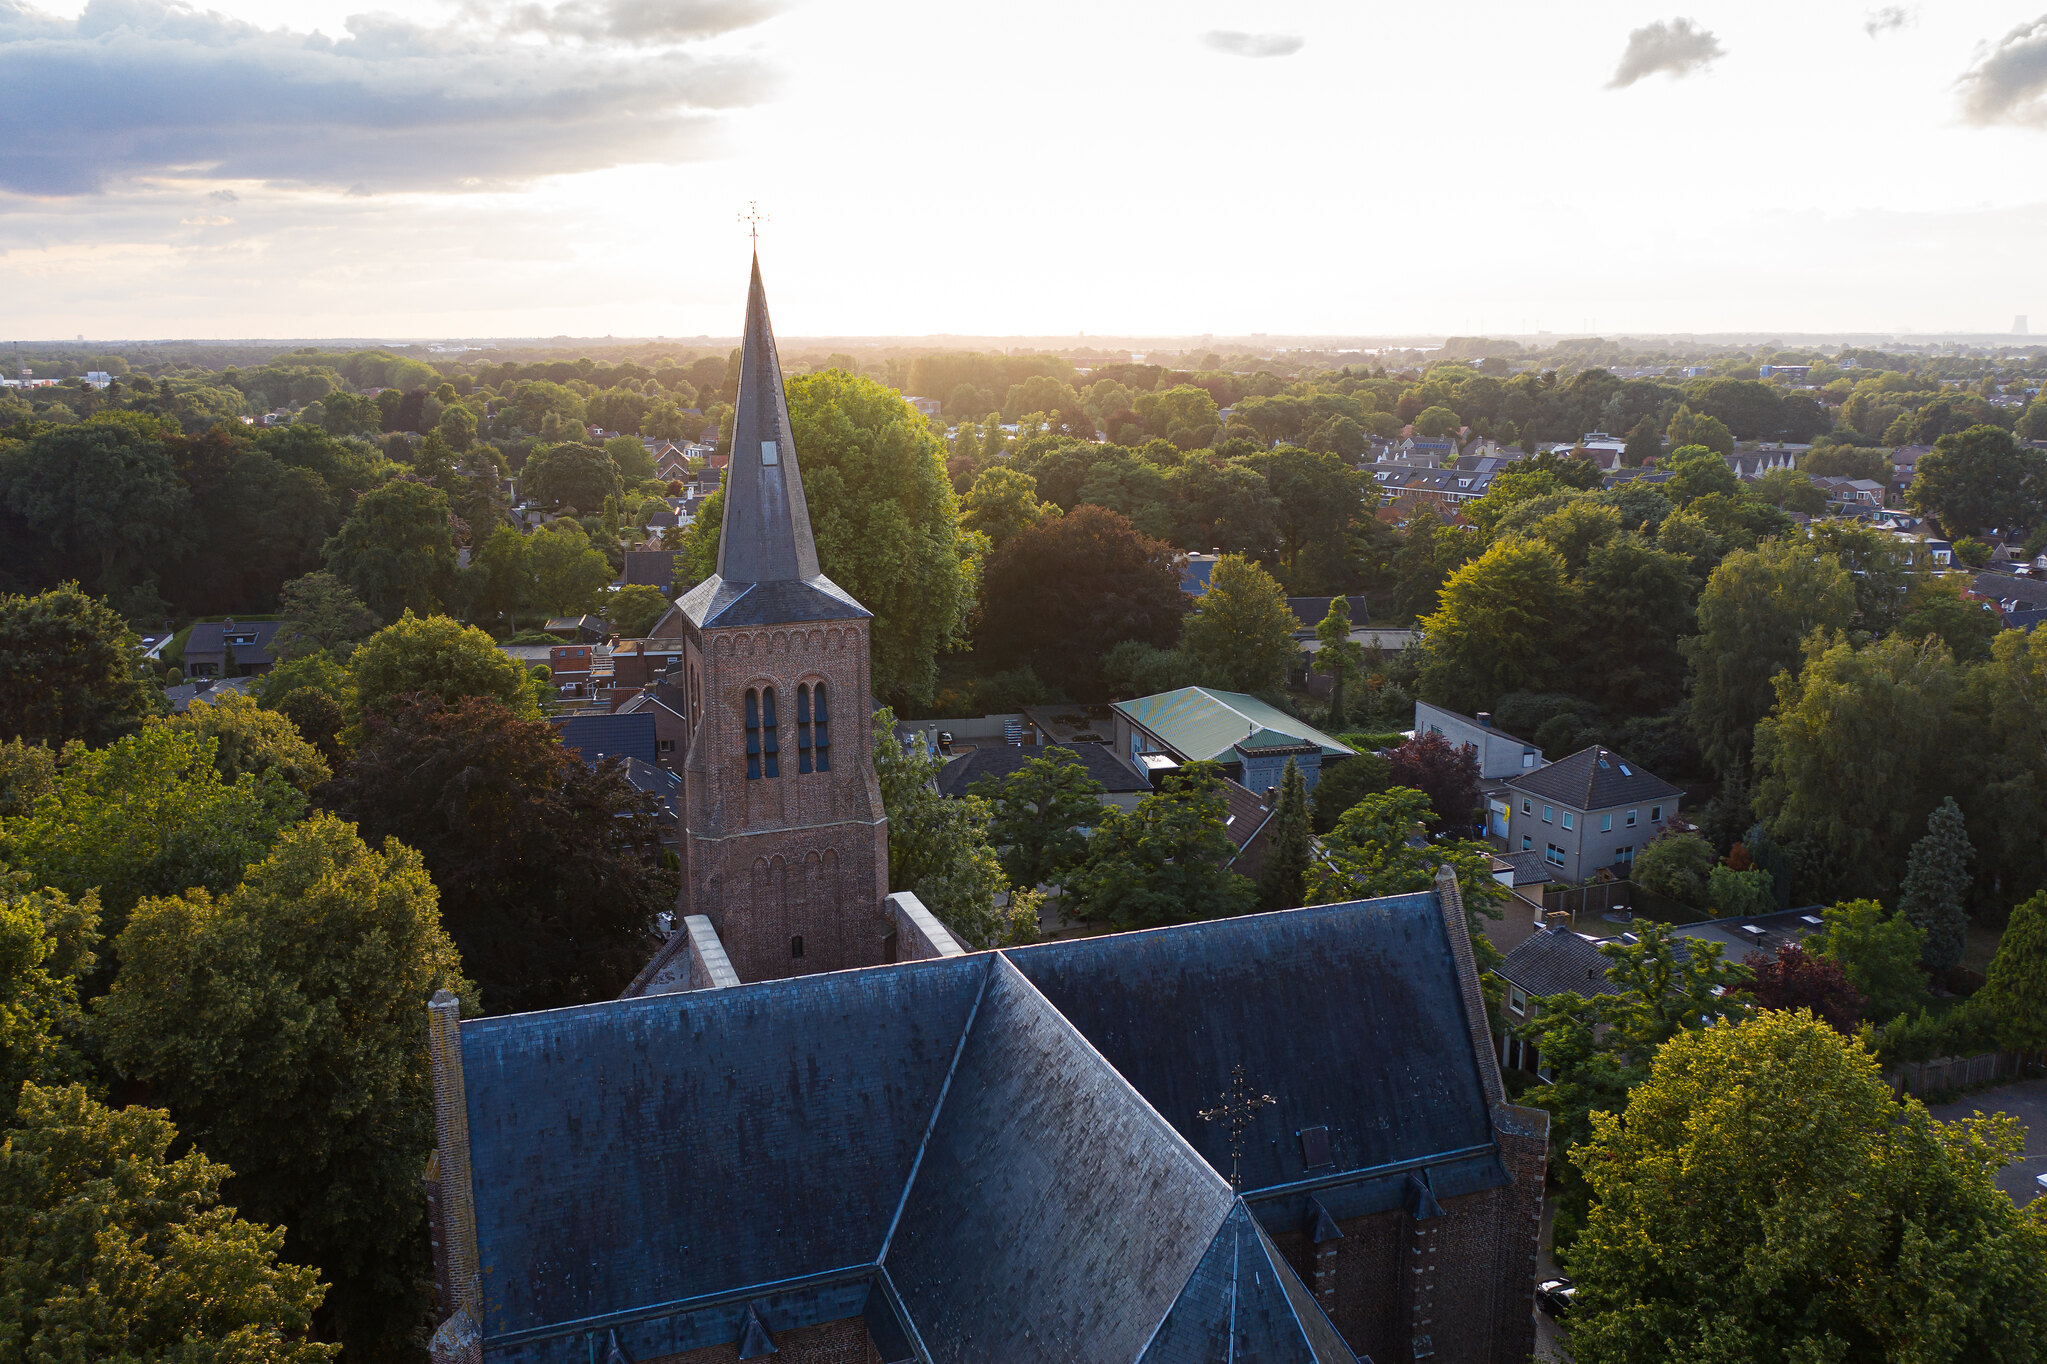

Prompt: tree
xmin=0 ymin=726 xmax=303 ymax=945
xmin=1417 ymin=538 xmax=1574 ymax=715
xmin=960 ymin=463 xmax=1058 ymax=550
xmin=871 ymin=710 xmax=1036 ymax=946
xmin=1565 ymin=1010 xmax=2047 ymax=1364
xmin=1068 ymin=761 xmax=1255 ymax=929
xmin=1385 ymin=731 xmax=1481 ymax=834
xmin=0 ymin=584 xmax=161 ymax=748
xmin=0 ymin=1083 xmax=337 ymax=1364
xmin=1304 ymin=786 xmax=1506 ymax=936
xmin=166 ymin=690 xmax=331 ymax=793
xmin=270 ymin=571 xmax=379 ymax=662
xmin=1747 ymin=942 xmax=1863 ymax=1033
xmin=978 ymin=505 xmax=1187 ymax=693
xmin=0 ymin=875 xmax=98 ymax=1125
xmin=347 ymin=611 xmax=541 ymax=728
xmin=1308 ymin=751 xmax=1391 ymax=834
xmin=1706 ymin=863 xmax=1774 ymax=918
xmin=522 ymin=441 xmax=622 ymax=513
xmin=320 ymin=698 xmax=670 ymax=1011
xmin=0 ymin=422 xmax=194 ymax=606
xmin=1812 ymin=898 xmax=1927 ymax=1022
xmin=1576 ymin=534 xmax=1696 ymax=711
xmin=1897 ymin=796 xmax=1973 ymax=973
xmin=1898 ymin=573 xmax=2001 ymax=663
xmin=1753 ymin=634 xmax=1963 ymax=900
xmin=322 ymin=479 xmax=456 ymax=621
xmin=1622 ymin=415 xmax=1661 ymax=467
xmin=0 ymin=737 xmax=57 ymax=818
xmin=96 ymin=815 xmax=473 ymax=1362
xmin=1519 ymin=921 xmax=1751 ymax=1244
xmin=1178 ymin=554 xmax=1299 ymax=694
xmin=1978 ymin=890 xmax=2047 ymax=1055
xmin=605 ymin=582 xmax=670 ymax=638
xmin=1663 ymin=403 xmax=1733 ymax=456
xmin=969 ymin=745 xmax=1105 ymax=893
xmin=1908 ymin=424 xmax=2045 ymax=538
xmin=1312 ymin=597 xmax=1365 ymax=727
xmin=524 ymin=520 xmax=613 ymax=618
xmin=274 ymin=687 xmax=346 ymax=768
xmin=1254 ymin=758 xmax=1312 ymax=912
xmin=1660 ymin=444 xmax=1740 ymax=503
xmin=1682 ymin=537 xmax=1855 ymax=777
xmin=1631 ymin=829 xmax=1716 ymax=905
xmin=602 ymin=433 xmax=655 ymax=482
xmin=436 ymin=403 xmax=476 ymax=451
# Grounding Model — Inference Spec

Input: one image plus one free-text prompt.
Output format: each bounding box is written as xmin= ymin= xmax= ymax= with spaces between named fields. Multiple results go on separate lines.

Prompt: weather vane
xmin=1199 ymin=1064 xmax=1276 ymax=1192
xmin=739 ymin=201 xmax=767 ymax=244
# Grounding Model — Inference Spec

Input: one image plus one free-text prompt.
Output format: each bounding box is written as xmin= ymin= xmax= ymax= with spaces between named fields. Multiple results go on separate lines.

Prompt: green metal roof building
xmin=1110 ymin=686 xmax=1355 ymax=795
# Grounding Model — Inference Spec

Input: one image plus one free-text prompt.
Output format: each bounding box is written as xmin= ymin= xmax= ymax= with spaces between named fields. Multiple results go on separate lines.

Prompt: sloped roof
xmin=718 ymin=254 xmax=820 ymax=584
xmin=185 ymin=619 xmax=283 ymax=656
xmin=1285 ymin=596 xmax=1371 ymax=634
xmin=1505 ymin=745 xmax=1681 ymax=811
xmin=676 ymin=573 xmax=871 ymax=629
xmin=552 ymin=712 xmax=658 ymax=768
xmin=936 ymin=741 xmax=1149 ymax=799
xmin=1114 ymin=687 xmax=1355 ymax=765
xmin=1496 ymin=927 xmax=1629 ymax=999
xmin=621 ymin=550 xmax=678 ymax=589
xmin=457 ymin=890 xmax=1506 ymax=1363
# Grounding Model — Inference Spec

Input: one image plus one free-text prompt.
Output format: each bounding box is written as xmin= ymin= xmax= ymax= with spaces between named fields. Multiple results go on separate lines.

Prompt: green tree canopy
xmin=0 ymin=874 xmax=98 ymax=1126
xmin=0 ymin=726 xmax=303 ymax=945
xmin=0 ymin=1083 xmax=338 ymax=1364
xmin=604 ymin=582 xmax=670 ymax=639
xmin=322 ymin=479 xmax=457 ymax=621
xmin=1565 ymin=1009 xmax=2047 ymax=1364
xmin=1178 ymin=554 xmax=1299 ymax=694
xmin=346 ymin=611 xmax=541 ymax=729
xmin=1068 ymin=760 xmax=1254 ymax=929
xmin=871 ymin=710 xmax=1035 ymax=947
xmin=0 ymin=584 xmax=161 ymax=748
xmin=1304 ymin=786 xmax=1503 ymax=929
xmin=1254 ymin=758 xmax=1312 ymax=913
xmin=523 ymin=442 xmax=622 ymax=514
xmin=524 ymin=520 xmax=614 ymax=619
xmin=1908 ymin=423 xmax=2045 ymax=538
xmin=1631 ymin=829 xmax=1716 ymax=906
xmin=1311 ymin=596 xmax=1365 ymax=727
xmin=603 ymin=433 xmax=656 ymax=482
xmin=959 ymin=463 xmax=1058 ymax=550
xmin=1664 ymin=404 xmax=1734 ymax=456
xmin=1977 ymin=889 xmax=2047 ymax=1055
xmin=1682 ymin=536 xmax=1855 ymax=777
xmin=968 ymin=745 xmax=1105 ymax=894
xmin=320 ymin=697 xmax=672 ymax=1012
xmin=1417 ymin=538 xmax=1575 ymax=714
xmin=0 ymin=738 xmax=57 ymax=819
xmin=95 ymin=814 xmax=473 ymax=1362
xmin=164 ymin=689 xmax=331 ymax=793
xmin=270 ymin=571 xmax=379 ymax=662
xmin=1897 ymin=796 xmax=1973 ymax=973
xmin=1308 ymin=750 xmax=1391 ymax=834
xmin=1812 ymin=898 xmax=1928 ymax=1022
xmin=1660 ymin=444 xmax=1740 ymax=503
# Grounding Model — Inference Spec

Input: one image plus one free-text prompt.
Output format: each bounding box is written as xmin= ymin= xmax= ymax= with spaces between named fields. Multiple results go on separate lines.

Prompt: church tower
xmin=669 ymin=256 xmax=890 ymax=983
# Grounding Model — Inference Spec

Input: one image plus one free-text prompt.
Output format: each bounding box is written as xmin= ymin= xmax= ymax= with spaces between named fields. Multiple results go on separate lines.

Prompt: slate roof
xmin=1286 ymin=595 xmax=1370 ymax=634
xmin=1495 ymin=927 xmax=1628 ymax=999
xmin=935 ymin=741 xmax=1148 ymax=799
xmin=620 ymin=550 xmax=678 ymax=590
xmin=553 ymin=712 xmax=659 ymax=767
xmin=1505 ymin=744 xmax=1682 ymax=812
xmin=456 ymin=891 xmax=1504 ymax=1363
xmin=184 ymin=619 xmax=283 ymax=659
xmin=1115 ymin=687 xmax=1355 ymax=765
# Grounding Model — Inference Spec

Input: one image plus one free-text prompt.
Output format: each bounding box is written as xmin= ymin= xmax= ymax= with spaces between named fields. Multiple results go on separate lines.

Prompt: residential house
xmin=903 ymin=395 xmax=943 ymax=420
xmin=1890 ymin=445 xmax=1931 ymax=503
xmin=1414 ymin=702 xmax=1544 ymax=839
xmin=1178 ymin=549 xmax=1220 ymax=595
xmin=1974 ymin=570 xmax=2047 ymax=622
xmin=1503 ymin=745 xmax=1684 ymax=881
xmin=936 ymin=740 xmax=1152 ymax=813
xmin=617 ymin=755 xmax=684 ymax=850
xmin=614 ymin=671 xmax=691 ymax=768
xmin=544 ymin=615 xmax=608 ymax=643
xmin=553 ymin=711 xmax=660 ymax=768
xmin=1893 ymin=532 xmax=1954 ymax=568
xmin=1112 ymin=686 xmax=1355 ymax=794
xmin=1725 ymin=449 xmax=1797 ymax=480
xmin=184 ymin=618 xmax=284 ymax=678
xmin=163 ymin=675 xmax=256 ymax=713
xmin=1811 ymin=476 xmax=1886 ymax=511
xmin=1218 ymin=777 xmax=1279 ymax=879
xmin=1495 ymin=925 xmax=1628 ymax=1075
xmin=621 ymin=549 xmax=679 ymax=593
xmin=1757 ymin=364 xmax=1812 ymax=381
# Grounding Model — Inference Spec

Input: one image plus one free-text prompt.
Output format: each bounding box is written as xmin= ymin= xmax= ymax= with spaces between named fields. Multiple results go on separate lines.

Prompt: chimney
xmin=1264 ymin=786 xmax=1277 ymax=806
xmin=1476 ymin=712 xmax=1492 ymax=728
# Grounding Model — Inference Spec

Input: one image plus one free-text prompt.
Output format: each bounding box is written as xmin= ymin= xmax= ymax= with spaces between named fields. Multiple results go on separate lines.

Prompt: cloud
xmin=0 ymin=0 xmax=775 ymax=196
xmin=207 ymin=187 xmax=236 ymax=202
xmin=1608 ymin=17 xmax=1724 ymax=88
xmin=1202 ymin=30 xmax=1304 ymax=59
xmin=1959 ymin=16 xmax=2047 ymax=127
xmin=1864 ymin=7 xmax=1912 ymax=38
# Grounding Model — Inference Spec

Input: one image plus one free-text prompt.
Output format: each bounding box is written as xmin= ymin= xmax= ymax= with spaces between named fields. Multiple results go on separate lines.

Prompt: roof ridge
xmin=877 ymin=955 xmax=993 ymax=1263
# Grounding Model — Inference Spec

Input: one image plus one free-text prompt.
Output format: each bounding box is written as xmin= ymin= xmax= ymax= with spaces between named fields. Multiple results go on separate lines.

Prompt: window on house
xmin=657 ymin=739 xmax=675 ymax=754
xmin=1522 ymin=799 xmax=1532 ymax=814
xmin=1521 ymin=835 xmax=1532 ymax=851
xmin=1617 ymin=846 xmax=1634 ymax=864
xmin=1626 ymin=809 xmax=1638 ymax=827
xmin=760 ymin=687 xmax=780 ymax=778
xmin=790 ymin=934 xmax=804 ymax=959
xmin=813 ymin=683 xmax=830 ymax=771
xmin=796 ymin=684 xmax=814 ymax=773
xmin=1545 ymin=843 xmax=1566 ymax=867
xmin=1508 ymin=985 xmax=1528 ymax=1016
xmin=744 ymin=689 xmax=762 ymax=780
xmin=1600 ymin=813 xmax=1612 ymax=832
xmin=1542 ymin=805 xmax=1554 ymax=823
xmin=1522 ymin=751 xmax=1536 ymax=769
xmin=1651 ymin=805 xmax=1663 ymax=822
xmin=1561 ymin=811 xmax=1575 ymax=830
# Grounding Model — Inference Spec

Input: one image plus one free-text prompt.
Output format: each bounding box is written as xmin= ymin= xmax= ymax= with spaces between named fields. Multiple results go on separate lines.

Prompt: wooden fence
xmin=1885 ymin=1051 xmax=2021 ymax=1098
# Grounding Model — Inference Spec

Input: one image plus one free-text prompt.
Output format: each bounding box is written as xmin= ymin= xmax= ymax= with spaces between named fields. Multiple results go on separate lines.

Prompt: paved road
xmin=1929 ymin=1077 xmax=2047 ymax=1206
xmin=1532 ymin=1197 xmax=1572 ymax=1362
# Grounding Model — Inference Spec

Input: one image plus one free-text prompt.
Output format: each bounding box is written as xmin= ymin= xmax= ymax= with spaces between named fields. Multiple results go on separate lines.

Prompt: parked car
xmin=1536 ymin=1277 xmax=1578 ymax=1317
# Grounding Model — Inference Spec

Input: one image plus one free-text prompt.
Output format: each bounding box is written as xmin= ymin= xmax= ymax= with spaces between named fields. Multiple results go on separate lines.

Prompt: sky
xmin=6 ymin=0 xmax=2047 ymax=340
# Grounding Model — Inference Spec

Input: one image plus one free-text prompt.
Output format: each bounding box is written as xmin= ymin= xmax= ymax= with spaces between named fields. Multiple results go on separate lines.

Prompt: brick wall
xmin=652 ymin=1317 xmax=876 ymax=1364
xmin=678 ymin=620 xmax=891 ymax=983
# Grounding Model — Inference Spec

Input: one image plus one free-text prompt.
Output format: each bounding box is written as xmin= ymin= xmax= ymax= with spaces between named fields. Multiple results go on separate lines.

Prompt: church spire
xmin=716 ymin=253 xmax=821 ymax=584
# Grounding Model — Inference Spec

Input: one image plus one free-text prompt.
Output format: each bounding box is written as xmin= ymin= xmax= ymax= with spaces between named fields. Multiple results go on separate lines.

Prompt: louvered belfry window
xmin=796 ymin=684 xmax=815 ymax=773
xmin=744 ymin=689 xmax=762 ymax=780
xmin=760 ymin=686 xmax=780 ymax=778
xmin=813 ymin=683 xmax=830 ymax=772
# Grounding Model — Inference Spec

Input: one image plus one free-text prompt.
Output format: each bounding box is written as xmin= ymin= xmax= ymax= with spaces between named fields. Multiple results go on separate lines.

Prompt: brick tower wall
xmin=678 ymin=619 xmax=890 ymax=983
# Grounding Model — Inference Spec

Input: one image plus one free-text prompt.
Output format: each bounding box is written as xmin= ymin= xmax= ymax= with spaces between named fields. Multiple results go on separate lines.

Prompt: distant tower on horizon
xmin=2016 ymin=315 xmax=2030 ymax=336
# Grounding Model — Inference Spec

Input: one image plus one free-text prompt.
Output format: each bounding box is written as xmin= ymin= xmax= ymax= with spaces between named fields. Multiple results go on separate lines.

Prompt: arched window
xmin=743 ymin=688 xmax=761 ymax=780
xmin=796 ymin=684 xmax=814 ymax=773
xmin=813 ymin=682 xmax=830 ymax=772
xmin=760 ymin=686 xmax=779 ymax=778
xmin=790 ymin=934 xmax=805 ymax=960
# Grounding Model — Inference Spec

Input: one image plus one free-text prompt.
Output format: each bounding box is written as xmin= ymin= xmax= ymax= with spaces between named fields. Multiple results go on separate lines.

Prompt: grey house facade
xmin=1414 ymin=703 xmax=1543 ymax=839
xmin=1502 ymin=746 xmax=1683 ymax=883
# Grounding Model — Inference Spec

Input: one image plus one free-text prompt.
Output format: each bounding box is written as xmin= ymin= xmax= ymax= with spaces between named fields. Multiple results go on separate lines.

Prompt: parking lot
xmin=1928 ymin=1077 xmax=2047 ymax=1206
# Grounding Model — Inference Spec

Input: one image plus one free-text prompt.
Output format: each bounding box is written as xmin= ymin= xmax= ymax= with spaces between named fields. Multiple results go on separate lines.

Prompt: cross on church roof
xmin=738 ymin=201 xmax=767 ymax=243
xmin=1199 ymin=1063 xmax=1276 ymax=1192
